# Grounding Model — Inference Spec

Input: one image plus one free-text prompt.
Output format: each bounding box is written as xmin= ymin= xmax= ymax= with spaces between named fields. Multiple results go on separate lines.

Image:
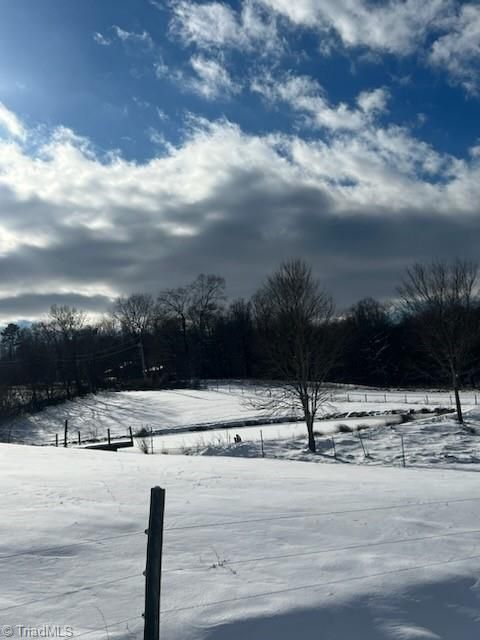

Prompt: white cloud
xmin=112 ymin=26 xmax=154 ymax=49
xmin=357 ymin=88 xmax=390 ymax=115
xmin=154 ymin=56 xmax=169 ymax=78
xmin=257 ymin=0 xmax=452 ymax=55
xmin=252 ymin=74 xmax=388 ymax=132
xmin=0 ymin=102 xmax=26 ymax=141
xmin=187 ymin=56 xmax=241 ymax=99
xmin=0 ymin=103 xmax=480 ymax=317
xmin=93 ymin=32 xmax=111 ymax=46
xmin=429 ymin=3 xmax=480 ymax=93
xmin=170 ymin=0 xmax=281 ymax=53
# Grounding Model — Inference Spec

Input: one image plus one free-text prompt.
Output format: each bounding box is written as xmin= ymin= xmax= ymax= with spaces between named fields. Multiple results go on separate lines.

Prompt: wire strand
xmin=0 ymin=529 xmax=144 ymax=561
xmin=0 ymin=574 xmax=141 ymax=613
xmin=161 ymin=550 xmax=480 ymax=616
xmin=162 ymin=526 xmax=480 ymax=574
xmin=72 ymin=615 xmax=141 ymax=638
xmin=164 ymin=495 xmax=480 ymax=533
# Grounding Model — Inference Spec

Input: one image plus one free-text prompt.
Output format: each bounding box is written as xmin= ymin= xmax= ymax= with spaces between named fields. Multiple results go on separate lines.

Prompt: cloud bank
xmin=0 ymin=92 xmax=479 ymax=320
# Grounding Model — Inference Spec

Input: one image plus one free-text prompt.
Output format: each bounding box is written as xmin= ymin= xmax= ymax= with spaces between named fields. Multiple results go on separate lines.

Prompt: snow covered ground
xmin=126 ymin=415 xmax=403 ymax=455
xmin=1 ymin=384 xmax=471 ymax=446
xmin=2 ymin=444 xmax=480 ymax=639
xmin=190 ymin=410 xmax=480 ymax=470
xmin=0 ymin=389 xmax=274 ymax=445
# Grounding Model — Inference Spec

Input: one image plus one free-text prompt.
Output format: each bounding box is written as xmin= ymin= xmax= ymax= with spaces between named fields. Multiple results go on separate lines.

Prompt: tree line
xmin=1 ymin=259 xmax=479 ymax=442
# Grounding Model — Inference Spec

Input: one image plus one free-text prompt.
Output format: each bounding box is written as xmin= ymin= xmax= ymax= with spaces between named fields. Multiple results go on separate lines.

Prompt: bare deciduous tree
xmin=158 ymin=274 xmax=225 ymax=378
xmin=158 ymin=285 xmax=192 ymax=365
xmin=398 ymin=259 xmax=480 ymax=423
xmin=252 ymin=259 xmax=340 ymax=452
xmin=188 ymin=274 xmax=226 ymax=334
xmin=49 ymin=304 xmax=86 ymax=338
xmin=48 ymin=305 xmax=87 ymax=397
xmin=111 ymin=294 xmax=157 ymax=338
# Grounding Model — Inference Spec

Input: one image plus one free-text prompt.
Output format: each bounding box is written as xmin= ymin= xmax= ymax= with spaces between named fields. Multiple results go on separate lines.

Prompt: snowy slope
xmin=125 ymin=415 xmax=403 ymax=455
xmin=186 ymin=409 xmax=480 ymax=471
xmin=1 ymin=385 xmax=465 ymax=446
xmin=1 ymin=389 xmax=273 ymax=445
xmin=2 ymin=444 xmax=480 ymax=639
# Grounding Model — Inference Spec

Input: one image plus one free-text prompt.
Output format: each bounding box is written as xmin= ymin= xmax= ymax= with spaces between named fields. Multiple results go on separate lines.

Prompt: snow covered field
xmin=1 ymin=385 xmax=470 ymax=446
xmin=190 ymin=410 xmax=480 ymax=470
xmin=126 ymin=415 xmax=403 ymax=455
xmin=2 ymin=444 xmax=480 ymax=639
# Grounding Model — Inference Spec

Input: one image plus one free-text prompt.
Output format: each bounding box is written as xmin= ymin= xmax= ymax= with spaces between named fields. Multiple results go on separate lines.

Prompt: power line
xmin=55 ymin=340 xmax=139 ymax=364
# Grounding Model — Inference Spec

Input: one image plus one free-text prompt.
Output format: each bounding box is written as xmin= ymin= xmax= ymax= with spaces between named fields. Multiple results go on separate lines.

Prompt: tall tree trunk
xmin=454 ymin=387 xmax=464 ymax=424
xmin=306 ymin=413 xmax=316 ymax=452
xmin=452 ymin=371 xmax=464 ymax=424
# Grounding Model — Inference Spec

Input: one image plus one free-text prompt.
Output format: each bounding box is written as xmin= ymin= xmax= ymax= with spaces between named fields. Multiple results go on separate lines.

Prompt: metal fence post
xmin=144 ymin=487 xmax=166 ymax=640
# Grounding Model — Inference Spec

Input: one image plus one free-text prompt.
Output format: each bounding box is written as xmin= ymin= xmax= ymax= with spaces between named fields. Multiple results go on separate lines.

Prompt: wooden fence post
xmin=260 ymin=430 xmax=265 ymax=458
xmin=144 ymin=486 xmax=166 ymax=640
xmin=129 ymin=426 xmax=134 ymax=445
xmin=55 ymin=433 xmax=58 ymax=447
xmin=78 ymin=431 xmax=81 ymax=445
xmin=64 ymin=420 xmax=68 ymax=448
xmin=107 ymin=428 xmax=111 ymax=446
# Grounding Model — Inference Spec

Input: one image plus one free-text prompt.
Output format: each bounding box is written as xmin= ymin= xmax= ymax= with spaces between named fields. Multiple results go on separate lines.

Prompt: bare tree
xmin=49 ymin=304 xmax=86 ymax=338
xmin=253 ymin=259 xmax=339 ymax=452
xmin=48 ymin=305 xmax=87 ymax=397
xmin=188 ymin=274 xmax=226 ymax=334
xmin=111 ymin=294 xmax=157 ymax=338
xmin=158 ymin=285 xmax=192 ymax=367
xmin=158 ymin=274 xmax=225 ymax=378
xmin=398 ymin=259 xmax=480 ymax=423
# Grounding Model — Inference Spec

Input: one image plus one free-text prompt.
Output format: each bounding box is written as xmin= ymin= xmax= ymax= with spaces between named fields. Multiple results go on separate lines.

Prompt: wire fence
xmin=2 ymin=380 xmax=477 ymax=448
xmin=3 ymin=491 xmax=480 ymax=638
xmin=206 ymin=379 xmax=480 ymax=407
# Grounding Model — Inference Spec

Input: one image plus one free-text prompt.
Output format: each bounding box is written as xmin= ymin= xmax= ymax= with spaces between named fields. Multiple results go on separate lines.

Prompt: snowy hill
xmin=1 ymin=384 xmax=470 ymax=446
xmin=1 ymin=444 xmax=480 ymax=639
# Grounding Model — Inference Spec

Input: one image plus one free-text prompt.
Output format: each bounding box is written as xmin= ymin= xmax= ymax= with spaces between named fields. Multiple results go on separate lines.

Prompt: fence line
xmin=160 ymin=551 xmax=480 ymax=618
xmin=162 ymin=526 xmax=480 ymax=575
xmin=0 ymin=573 xmax=141 ymax=613
xmin=0 ymin=528 xmax=144 ymax=562
xmin=163 ymin=495 xmax=480 ymax=533
xmin=206 ymin=381 xmax=479 ymax=407
xmin=6 ymin=477 xmax=480 ymax=639
xmin=73 ymin=616 xmax=142 ymax=639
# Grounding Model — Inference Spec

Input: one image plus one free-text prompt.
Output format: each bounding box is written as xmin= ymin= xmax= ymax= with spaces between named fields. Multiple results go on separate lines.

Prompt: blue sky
xmin=0 ymin=0 xmax=479 ymax=320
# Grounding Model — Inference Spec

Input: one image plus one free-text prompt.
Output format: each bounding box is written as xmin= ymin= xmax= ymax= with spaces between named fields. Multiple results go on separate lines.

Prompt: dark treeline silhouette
xmin=1 ymin=259 xmax=479 ymax=428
